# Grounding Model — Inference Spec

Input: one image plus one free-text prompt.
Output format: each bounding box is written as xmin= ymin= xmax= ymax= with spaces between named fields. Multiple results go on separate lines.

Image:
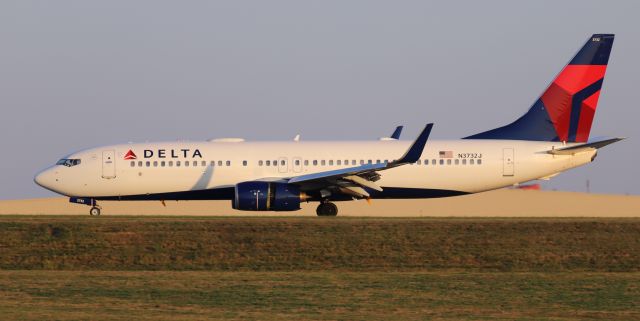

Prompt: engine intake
xmin=233 ymin=182 xmax=304 ymax=211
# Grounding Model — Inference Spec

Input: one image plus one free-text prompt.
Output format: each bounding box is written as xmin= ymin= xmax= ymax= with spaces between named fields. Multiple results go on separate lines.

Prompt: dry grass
xmin=1 ymin=217 xmax=639 ymax=320
xmin=0 ymin=271 xmax=638 ymax=320
xmin=0 ymin=217 xmax=639 ymax=271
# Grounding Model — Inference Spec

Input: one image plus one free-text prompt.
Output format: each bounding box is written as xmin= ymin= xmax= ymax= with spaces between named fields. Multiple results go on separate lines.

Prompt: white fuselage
xmin=34 ymin=139 xmax=596 ymax=199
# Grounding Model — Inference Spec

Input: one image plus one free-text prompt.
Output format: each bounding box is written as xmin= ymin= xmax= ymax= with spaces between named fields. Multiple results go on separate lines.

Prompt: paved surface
xmin=1 ymin=189 xmax=638 ymax=217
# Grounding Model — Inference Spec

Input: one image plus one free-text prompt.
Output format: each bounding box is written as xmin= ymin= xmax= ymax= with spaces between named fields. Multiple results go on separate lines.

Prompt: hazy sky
xmin=1 ymin=1 xmax=639 ymax=200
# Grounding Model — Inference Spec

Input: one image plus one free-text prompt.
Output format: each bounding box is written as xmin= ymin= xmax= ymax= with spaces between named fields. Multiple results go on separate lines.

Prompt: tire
xmin=316 ymin=202 xmax=338 ymax=216
xmin=325 ymin=202 xmax=338 ymax=216
xmin=90 ymin=207 xmax=101 ymax=216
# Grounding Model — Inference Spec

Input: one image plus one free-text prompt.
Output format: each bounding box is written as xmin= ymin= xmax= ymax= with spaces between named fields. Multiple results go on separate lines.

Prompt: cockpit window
xmin=56 ymin=159 xmax=81 ymax=167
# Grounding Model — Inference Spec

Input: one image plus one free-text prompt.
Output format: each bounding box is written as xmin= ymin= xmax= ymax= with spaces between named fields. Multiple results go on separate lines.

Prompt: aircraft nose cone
xmin=34 ymin=169 xmax=56 ymax=191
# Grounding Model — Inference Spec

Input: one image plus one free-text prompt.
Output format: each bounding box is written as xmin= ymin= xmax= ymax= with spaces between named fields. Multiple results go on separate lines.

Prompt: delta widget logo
xmin=124 ymin=150 xmax=137 ymax=160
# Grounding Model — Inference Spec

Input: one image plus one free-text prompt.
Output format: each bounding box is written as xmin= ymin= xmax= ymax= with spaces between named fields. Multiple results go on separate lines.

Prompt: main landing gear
xmin=316 ymin=201 xmax=338 ymax=216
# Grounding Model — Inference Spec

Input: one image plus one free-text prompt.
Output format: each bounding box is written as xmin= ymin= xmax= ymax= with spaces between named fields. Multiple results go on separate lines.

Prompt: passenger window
xmin=185 ymin=161 xmax=190 ymax=167
xmin=259 ymin=160 xmax=263 ymax=166
xmin=146 ymin=161 xmax=151 ymax=167
xmin=266 ymin=160 xmax=271 ymax=166
xmin=329 ymin=160 xmax=334 ymax=166
xmin=416 ymin=160 xmax=420 ymax=165
xmin=226 ymin=161 xmax=231 ymax=166
xmin=360 ymin=160 xmax=364 ymax=165
xmin=462 ymin=159 xmax=466 ymax=165
xmin=344 ymin=159 xmax=349 ymax=165
xmin=153 ymin=161 xmax=158 ymax=167
xmin=193 ymin=161 xmax=198 ymax=167
xmin=424 ymin=160 xmax=428 ymax=166
xmin=304 ymin=160 xmax=309 ymax=166
xmin=161 ymin=161 xmax=166 ymax=167
xmin=281 ymin=160 xmax=285 ymax=166
xmin=337 ymin=160 xmax=341 ymax=166
xmin=447 ymin=159 xmax=451 ymax=165
xmin=242 ymin=160 xmax=247 ymax=166
xmin=295 ymin=160 xmax=300 ymax=166
xmin=439 ymin=159 xmax=444 ymax=165
xmin=177 ymin=161 xmax=181 ymax=167
xmin=432 ymin=159 xmax=436 ymax=165
xmin=368 ymin=160 xmax=372 ymax=164
xmin=470 ymin=159 xmax=475 ymax=165
xmin=321 ymin=160 xmax=326 ymax=166
xmin=477 ymin=159 xmax=482 ymax=165
xmin=455 ymin=159 xmax=459 ymax=165
xmin=201 ymin=161 xmax=206 ymax=167
xmin=211 ymin=161 xmax=215 ymax=166
xmin=218 ymin=160 xmax=223 ymax=166
xmin=313 ymin=160 xmax=318 ymax=166
xmin=169 ymin=161 xmax=173 ymax=167
xmin=130 ymin=161 xmax=135 ymax=167
xmin=138 ymin=161 xmax=143 ymax=167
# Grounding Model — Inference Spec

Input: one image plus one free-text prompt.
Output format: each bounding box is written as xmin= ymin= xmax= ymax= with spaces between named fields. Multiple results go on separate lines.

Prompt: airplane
xmin=35 ymin=34 xmax=623 ymax=216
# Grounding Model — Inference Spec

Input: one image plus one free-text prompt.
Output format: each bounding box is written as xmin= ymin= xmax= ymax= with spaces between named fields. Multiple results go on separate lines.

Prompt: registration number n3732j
xmin=457 ymin=153 xmax=482 ymax=159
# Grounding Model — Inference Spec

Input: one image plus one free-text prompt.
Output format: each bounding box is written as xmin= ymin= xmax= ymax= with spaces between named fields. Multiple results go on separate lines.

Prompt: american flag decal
xmin=439 ymin=151 xmax=453 ymax=158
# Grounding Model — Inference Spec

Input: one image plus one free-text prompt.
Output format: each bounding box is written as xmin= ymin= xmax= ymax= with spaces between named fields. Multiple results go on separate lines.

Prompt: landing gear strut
xmin=316 ymin=202 xmax=338 ymax=216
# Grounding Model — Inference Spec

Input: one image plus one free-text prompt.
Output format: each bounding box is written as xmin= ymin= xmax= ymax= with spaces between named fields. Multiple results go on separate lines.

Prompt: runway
xmin=1 ymin=189 xmax=638 ymax=216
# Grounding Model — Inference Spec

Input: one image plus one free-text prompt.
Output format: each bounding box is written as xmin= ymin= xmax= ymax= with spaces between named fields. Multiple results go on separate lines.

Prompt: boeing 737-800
xmin=35 ymin=34 xmax=623 ymax=216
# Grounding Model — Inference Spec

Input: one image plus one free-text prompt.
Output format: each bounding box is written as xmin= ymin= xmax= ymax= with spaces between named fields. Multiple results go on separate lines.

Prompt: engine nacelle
xmin=232 ymin=182 xmax=303 ymax=211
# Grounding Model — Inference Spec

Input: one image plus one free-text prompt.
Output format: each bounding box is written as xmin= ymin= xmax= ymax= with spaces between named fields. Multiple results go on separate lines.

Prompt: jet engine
xmin=232 ymin=182 xmax=305 ymax=211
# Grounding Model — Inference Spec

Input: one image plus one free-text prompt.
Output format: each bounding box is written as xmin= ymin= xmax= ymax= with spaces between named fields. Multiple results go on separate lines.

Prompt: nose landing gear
xmin=89 ymin=206 xmax=101 ymax=216
xmin=316 ymin=201 xmax=338 ymax=216
xmin=69 ymin=197 xmax=102 ymax=216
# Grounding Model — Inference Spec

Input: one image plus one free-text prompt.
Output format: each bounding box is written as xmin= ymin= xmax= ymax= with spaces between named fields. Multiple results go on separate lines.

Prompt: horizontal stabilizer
xmin=547 ymin=137 xmax=624 ymax=155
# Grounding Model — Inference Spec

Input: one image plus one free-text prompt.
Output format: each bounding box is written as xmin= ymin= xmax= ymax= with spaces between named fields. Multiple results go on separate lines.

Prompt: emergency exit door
xmin=503 ymin=148 xmax=514 ymax=176
xmin=102 ymin=150 xmax=116 ymax=179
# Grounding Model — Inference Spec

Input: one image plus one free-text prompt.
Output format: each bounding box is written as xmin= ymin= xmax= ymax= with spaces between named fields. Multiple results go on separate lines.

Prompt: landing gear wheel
xmin=89 ymin=207 xmax=101 ymax=216
xmin=316 ymin=202 xmax=338 ymax=216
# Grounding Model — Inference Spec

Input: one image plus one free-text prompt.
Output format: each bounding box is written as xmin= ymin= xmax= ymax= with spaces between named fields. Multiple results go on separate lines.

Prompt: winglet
xmin=393 ymin=123 xmax=433 ymax=164
xmin=391 ymin=126 xmax=403 ymax=140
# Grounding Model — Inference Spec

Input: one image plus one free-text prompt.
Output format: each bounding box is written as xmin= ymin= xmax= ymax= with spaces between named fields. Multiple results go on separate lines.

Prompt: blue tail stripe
xmin=567 ymin=79 xmax=603 ymax=141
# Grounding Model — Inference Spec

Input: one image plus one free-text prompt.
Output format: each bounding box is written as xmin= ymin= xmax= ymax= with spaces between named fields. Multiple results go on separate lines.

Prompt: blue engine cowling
xmin=232 ymin=182 xmax=302 ymax=211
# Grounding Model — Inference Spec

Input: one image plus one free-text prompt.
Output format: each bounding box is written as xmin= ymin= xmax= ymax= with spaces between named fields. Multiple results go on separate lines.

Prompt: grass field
xmin=0 ymin=217 xmax=639 ymax=320
xmin=1 ymin=271 xmax=639 ymax=320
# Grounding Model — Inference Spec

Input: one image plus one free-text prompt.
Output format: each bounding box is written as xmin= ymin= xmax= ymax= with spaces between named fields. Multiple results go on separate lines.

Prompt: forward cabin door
xmin=102 ymin=150 xmax=116 ymax=179
xmin=503 ymin=148 xmax=514 ymax=176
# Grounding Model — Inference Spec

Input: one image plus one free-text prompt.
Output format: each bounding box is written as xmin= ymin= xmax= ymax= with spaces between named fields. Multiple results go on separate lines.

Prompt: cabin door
xmin=503 ymin=148 xmax=514 ymax=176
xmin=102 ymin=150 xmax=116 ymax=179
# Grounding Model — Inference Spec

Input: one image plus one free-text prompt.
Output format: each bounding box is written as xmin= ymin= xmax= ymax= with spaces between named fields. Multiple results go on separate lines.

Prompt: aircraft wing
xmin=287 ymin=124 xmax=433 ymax=198
xmin=547 ymin=137 xmax=625 ymax=155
